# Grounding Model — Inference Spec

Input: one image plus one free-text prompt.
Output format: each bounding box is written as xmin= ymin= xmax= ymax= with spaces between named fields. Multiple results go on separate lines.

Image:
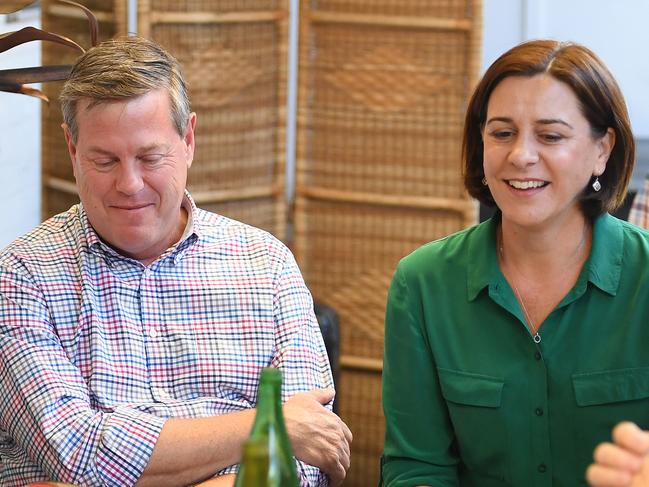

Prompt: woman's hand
xmin=587 ymin=422 xmax=649 ymax=486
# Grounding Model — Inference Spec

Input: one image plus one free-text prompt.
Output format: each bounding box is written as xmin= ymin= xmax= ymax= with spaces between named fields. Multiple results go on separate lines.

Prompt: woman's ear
xmin=594 ymin=127 xmax=615 ymax=176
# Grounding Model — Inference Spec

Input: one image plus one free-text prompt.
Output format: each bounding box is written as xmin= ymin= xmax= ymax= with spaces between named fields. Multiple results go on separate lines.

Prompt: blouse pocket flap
xmin=438 ymin=367 xmax=504 ymax=408
xmin=572 ymin=367 xmax=649 ymax=406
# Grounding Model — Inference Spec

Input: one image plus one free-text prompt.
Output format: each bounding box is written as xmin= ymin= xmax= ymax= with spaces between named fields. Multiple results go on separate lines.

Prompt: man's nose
xmin=114 ymin=162 xmax=144 ymax=195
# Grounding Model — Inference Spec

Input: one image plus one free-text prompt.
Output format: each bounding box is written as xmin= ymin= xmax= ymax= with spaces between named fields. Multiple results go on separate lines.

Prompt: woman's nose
xmin=508 ymin=134 xmax=539 ymax=167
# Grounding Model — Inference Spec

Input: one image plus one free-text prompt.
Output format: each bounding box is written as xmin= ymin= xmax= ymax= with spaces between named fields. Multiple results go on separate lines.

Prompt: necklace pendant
xmin=533 ymin=333 xmax=541 ymax=344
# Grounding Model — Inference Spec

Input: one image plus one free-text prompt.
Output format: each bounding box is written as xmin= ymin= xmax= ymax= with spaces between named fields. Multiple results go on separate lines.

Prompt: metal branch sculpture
xmin=0 ymin=0 xmax=99 ymax=102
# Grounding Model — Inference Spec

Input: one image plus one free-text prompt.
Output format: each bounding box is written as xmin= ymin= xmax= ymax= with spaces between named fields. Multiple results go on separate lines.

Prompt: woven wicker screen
xmin=294 ymin=1 xmax=482 ymax=485
xmin=41 ymin=0 xmax=127 ymax=219
xmin=138 ymin=0 xmax=288 ymax=239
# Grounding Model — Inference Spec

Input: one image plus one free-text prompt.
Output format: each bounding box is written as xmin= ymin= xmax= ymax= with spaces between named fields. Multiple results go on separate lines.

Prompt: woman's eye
xmin=490 ymin=130 xmax=513 ymax=140
xmin=540 ymin=133 xmax=563 ymax=143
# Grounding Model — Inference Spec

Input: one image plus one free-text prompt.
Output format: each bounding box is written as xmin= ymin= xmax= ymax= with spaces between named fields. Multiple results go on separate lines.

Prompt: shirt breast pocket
xmin=438 ymin=367 xmax=507 ymax=481
xmin=572 ymin=367 xmax=649 ymax=462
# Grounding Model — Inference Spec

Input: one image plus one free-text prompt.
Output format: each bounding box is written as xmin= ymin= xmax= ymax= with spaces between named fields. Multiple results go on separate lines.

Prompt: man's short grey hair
xmin=60 ymin=35 xmax=190 ymax=141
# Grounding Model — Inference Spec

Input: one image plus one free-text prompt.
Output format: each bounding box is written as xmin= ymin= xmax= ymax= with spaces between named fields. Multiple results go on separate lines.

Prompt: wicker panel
xmin=44 ymin=188 xmax=81 ymax=218
xmin=299 ymin=23 xmax=468 ymax=198
xmin=198 ymin=196 xmax=285 ymax=238
xmin=151 ymin=0 xmax=281 ymax=11
xmin=295 ymin=2 xmax=482 ymax=485
xmin=41 ymin=85 xmax=74 ymax=182
xmin=313 ymin=0 xmax=474 ymax=18
xmin=152 ymin=22 xmax=281 ymax=193
xmin=79 ymin=0 xmax=118 ymax=11
xmin=41 ymin=0 xmax=126 ymax=219
xmin=337 ymin=368 xmax=383 ymax=487
xmin=295 ymin=197 xmax=466 ymax=359
xmin=140 ymin=1 xmax=288 ymax=240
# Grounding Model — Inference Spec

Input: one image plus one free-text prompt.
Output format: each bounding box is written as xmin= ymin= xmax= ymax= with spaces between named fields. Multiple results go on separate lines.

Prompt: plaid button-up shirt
xmin=0 ymin=193 xmax=331 ymax=486
xmin=629 ymin=176 xmax=649 ymax=230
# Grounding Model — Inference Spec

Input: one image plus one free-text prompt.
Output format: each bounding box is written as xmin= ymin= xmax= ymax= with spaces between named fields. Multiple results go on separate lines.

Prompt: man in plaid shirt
xmin=0 ymin=36 xmax=351 ymax=487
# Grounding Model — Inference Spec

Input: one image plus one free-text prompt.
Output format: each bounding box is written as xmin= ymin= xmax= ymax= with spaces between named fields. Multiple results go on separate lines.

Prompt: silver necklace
xmin=498 ymin=224 xmax=589 ymax=345
xmin=509 ymin=272 xmax=542 ymax=344
xmin=498 ymin=241 xmax=541 ymax=344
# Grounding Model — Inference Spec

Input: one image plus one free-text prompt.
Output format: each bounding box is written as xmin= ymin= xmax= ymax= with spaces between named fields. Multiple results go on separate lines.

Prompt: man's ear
xmin=62 ymin=123 xmax=78 ymax=176
xmin=183 ymin=112 xmax=197 ymax=169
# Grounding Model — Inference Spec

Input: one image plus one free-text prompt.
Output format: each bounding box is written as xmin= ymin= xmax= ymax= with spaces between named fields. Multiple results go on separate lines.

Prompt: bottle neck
xmin=254 ymin=377 xmax=284 ymax=425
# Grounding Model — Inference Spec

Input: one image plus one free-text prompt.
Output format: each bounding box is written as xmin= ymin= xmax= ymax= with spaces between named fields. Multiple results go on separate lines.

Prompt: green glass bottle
xmin=233 ymin=367 xmax=300 ymax=487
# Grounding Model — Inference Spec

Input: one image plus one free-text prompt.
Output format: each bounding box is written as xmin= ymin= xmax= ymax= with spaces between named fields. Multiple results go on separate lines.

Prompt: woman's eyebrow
xmin=536 ymin=118 xmax=574 ymax=129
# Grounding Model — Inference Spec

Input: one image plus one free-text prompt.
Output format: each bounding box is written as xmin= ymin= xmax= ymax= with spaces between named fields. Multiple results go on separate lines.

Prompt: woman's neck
xmin=498 ymin=213 xmax=592 ymax=278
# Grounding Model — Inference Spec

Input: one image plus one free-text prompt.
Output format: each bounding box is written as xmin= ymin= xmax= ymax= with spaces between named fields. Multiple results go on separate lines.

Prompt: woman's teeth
xmin=508 ymin=180 xmax=546 ymax=189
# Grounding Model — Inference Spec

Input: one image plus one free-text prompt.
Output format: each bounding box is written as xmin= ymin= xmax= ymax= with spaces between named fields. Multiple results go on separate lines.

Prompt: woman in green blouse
xmin=381 ymin=39 xmax=642 ymax=487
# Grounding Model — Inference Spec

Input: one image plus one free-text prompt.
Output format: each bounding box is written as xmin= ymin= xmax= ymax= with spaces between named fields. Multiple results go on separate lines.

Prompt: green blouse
xmin=382 ymin=213 xmax=649 ymax=487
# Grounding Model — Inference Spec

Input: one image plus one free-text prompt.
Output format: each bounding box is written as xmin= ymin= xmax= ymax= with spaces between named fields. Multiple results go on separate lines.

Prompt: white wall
xmin=0 ymin=10 xmax=41 ymax=250
xmin=482 ymin=0 xmax=649 ymax=137
xmin=2 ymin=1 xmax=649 ymax=247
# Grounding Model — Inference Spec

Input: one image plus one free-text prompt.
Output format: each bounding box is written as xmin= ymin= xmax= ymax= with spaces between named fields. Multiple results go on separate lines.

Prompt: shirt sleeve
xmin=381 ymin=262 xmax=460 ymax=487
xmin=0 ymin=258 xmax=166 ymax=486
xmin=271 ymin=242 xmax=334 ymax=487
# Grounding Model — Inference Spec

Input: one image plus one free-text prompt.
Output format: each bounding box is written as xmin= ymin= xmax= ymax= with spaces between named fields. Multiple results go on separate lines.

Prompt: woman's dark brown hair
xmin=463 ymin=39 xmax=635 ymax=218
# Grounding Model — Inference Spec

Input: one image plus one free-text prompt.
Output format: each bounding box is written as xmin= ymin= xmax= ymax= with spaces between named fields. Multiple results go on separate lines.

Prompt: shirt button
xmin=154 ymin=388 xmax=170 ymax=400
xmin=534 ymin=351 xmax=542 ymax=360
xmin=535 ymin=407 xmax=544 ymax=416
xmin=149 ymin=328 xmax=158 ymax=339
xmin=538 ymin=463 xmax=547 ymax=473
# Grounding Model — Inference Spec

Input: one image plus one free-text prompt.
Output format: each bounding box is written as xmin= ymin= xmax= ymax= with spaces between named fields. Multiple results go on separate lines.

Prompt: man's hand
xmin=194 ymin=474 xmax=235 ymax=486
xmin=283 ymin=388 xmax=353 ymax=486
xmin=587 ymin=422 xmax=649 ymax=486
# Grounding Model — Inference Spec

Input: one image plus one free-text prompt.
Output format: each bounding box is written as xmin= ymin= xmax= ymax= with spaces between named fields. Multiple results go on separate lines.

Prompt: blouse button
xmin=537 ymin=464 xmax=547 ymax=473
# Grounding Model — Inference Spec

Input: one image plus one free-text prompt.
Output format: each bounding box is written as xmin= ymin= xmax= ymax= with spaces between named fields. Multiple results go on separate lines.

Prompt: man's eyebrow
xmin=86 ymin=144 xmax=169 ymax=155
xmin=86 ymin=146 xmax=114 ymax=155
xmin=138 ymin=144 xmax=170 ymax=153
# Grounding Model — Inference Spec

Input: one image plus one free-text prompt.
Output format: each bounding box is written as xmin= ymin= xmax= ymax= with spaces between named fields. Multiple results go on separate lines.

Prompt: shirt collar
xmin=80 ymin=190 xmax=201 ymax=261
xmin=585 ymin=212 xmax=622 ymax=296
xmin=467 ymin=215 xmax=500 ymax=301
xmin=79 ymin=204 xmax=102 ymax=249
xmin=180 ymin=190 xmax=198 ymax=241
xmin=466 ymin=212 xmax=623 ymax=301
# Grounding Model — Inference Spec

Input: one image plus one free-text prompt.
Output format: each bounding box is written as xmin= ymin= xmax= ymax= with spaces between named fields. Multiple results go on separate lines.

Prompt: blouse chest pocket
xmin=572 ymin=367 xmax=649 ymax=406
xmin=438 ymin=368 xmax=507 ymax=481
xmin=438 ymin=368 xmax=504 ymax=407
xmin=572 ymin=367 xmax=649 ymax=464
